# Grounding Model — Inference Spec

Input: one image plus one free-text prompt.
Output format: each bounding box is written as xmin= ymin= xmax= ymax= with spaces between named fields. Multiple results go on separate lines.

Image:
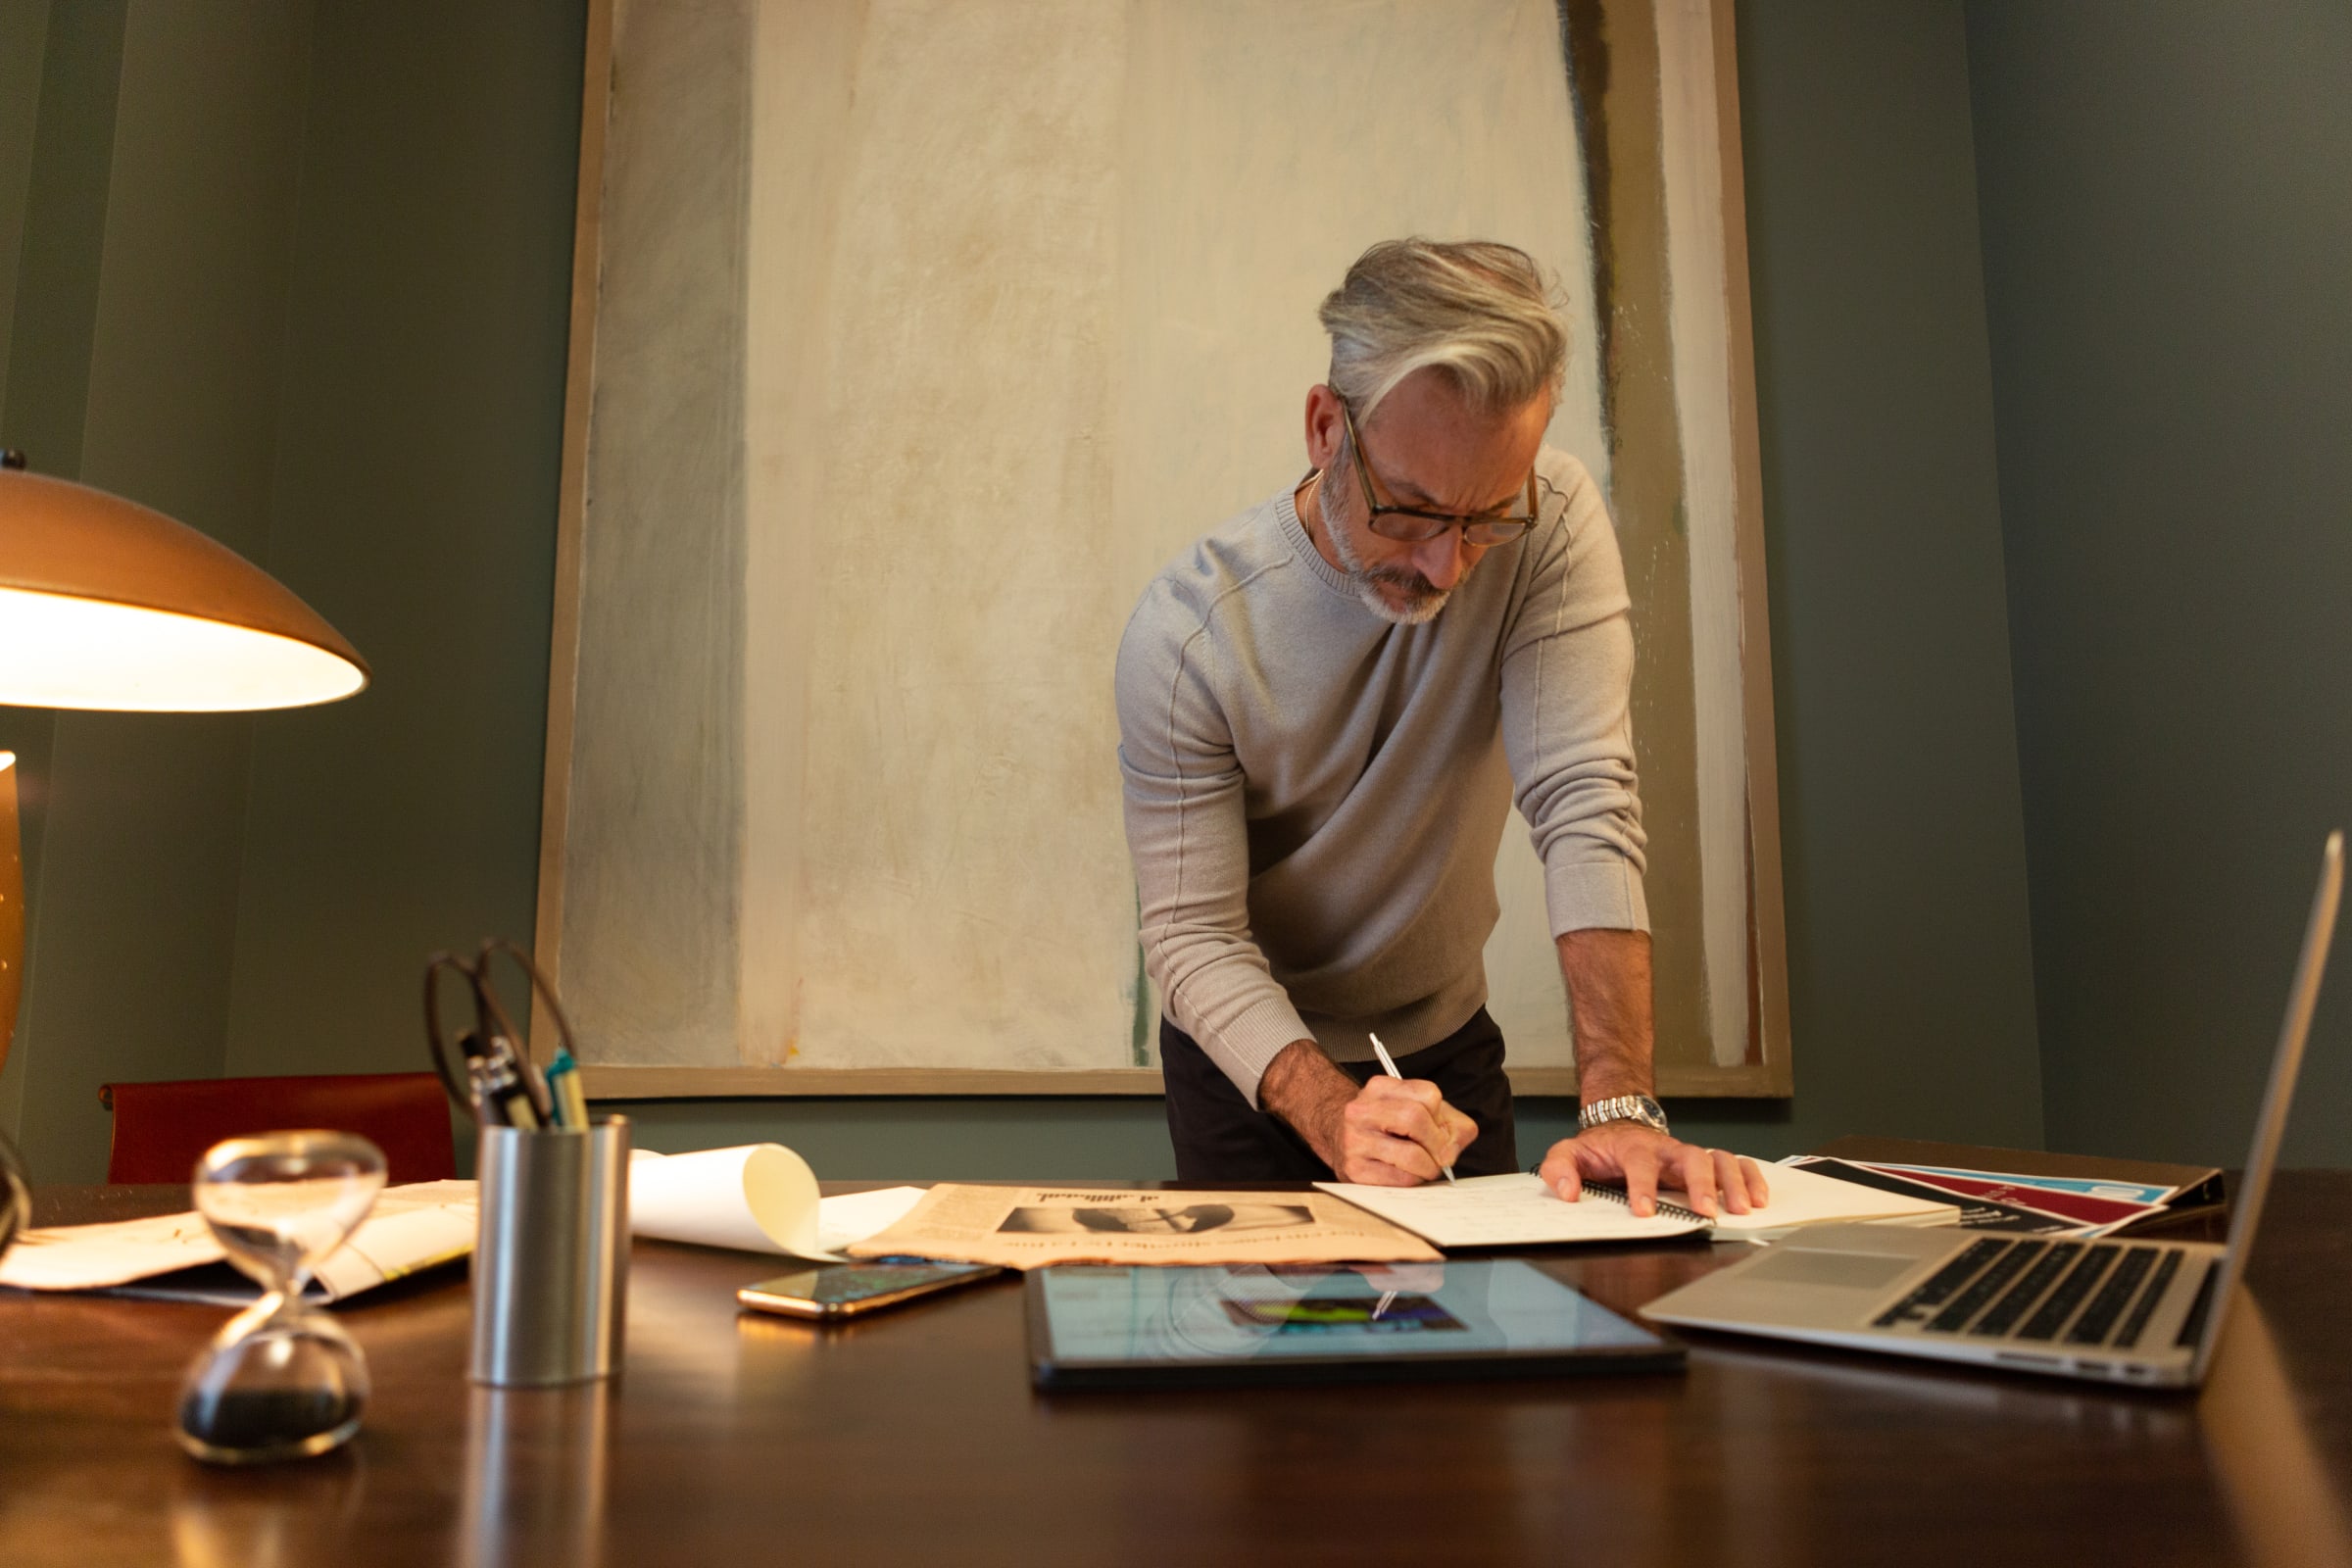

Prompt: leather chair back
xmin=101 ymin=1071 xmax=459 ymax=1185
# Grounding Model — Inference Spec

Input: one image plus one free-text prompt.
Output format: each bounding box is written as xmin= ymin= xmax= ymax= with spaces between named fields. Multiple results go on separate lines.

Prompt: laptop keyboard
xmin=1924 ymin=1241 xmax=2042 ymax=1333
xmin=1869 ymin=1237 xmax=2194 ymax=1351
xmin=2018 ymin=1247 xmax=2116 ymax=1340
xmin=2065 ymin=1247 xmax=2156 ymax=1345
xmin=2114 ymin=1250 xmax=2183 ymax=1348
xmin=1970 ymin=1243 xmax=2078 ymax=1336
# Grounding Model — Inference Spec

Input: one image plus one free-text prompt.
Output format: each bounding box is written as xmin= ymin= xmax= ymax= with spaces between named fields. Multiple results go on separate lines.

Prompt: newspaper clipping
xmin=846 ymin=1185 xmax=1442 ymax=1269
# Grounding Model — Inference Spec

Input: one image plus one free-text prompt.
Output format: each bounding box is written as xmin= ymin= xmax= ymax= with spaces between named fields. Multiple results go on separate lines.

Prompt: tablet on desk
xmin=1026 ymin=1258 xmax=1683 ymax=1390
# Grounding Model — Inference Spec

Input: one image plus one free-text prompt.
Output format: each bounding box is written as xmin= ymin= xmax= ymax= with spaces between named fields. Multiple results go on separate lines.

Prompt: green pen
xmin=544 ymin=1046 xmax=590 ymax=1129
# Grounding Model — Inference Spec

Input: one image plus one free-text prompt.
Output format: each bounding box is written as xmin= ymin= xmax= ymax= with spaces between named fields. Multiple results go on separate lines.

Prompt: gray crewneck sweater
xmin=1115 ymin=446 xmax=1649 ymax=1107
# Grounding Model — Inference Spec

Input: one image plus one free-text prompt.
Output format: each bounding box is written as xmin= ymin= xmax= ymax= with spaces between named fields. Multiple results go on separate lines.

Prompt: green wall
xmin=0 ymin=0 xmax=61 ymax=1144
xmin=216 ymin=2 xmax=580 ymax=1090
xmin=1690 ymin=0 xmax=2047 ymax=1158
xmin=1 ymin=0 xmax=315 ymax=1179
xmin=0 ymin=0 xmax=54 ymax=435
xmin=1968 ymin=2 xmax=2352 ymax=1164
xmin=2 ymin=0 xmax=2060 ymax=1182
xmin=0 ymin=0 xmax=578 ymax=1180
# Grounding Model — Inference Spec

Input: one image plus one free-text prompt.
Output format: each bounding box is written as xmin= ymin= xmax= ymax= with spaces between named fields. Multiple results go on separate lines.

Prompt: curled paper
xmin=628 ymin=1145 xmax=828 ymax=1258
xmin=626 ymin=1146 xmax=926 ymax=1260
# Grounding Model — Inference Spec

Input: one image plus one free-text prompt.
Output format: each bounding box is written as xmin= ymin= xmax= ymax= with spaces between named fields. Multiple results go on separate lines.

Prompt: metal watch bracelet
xmin=1578 ymin=1093 xmax=1670 ymax=1136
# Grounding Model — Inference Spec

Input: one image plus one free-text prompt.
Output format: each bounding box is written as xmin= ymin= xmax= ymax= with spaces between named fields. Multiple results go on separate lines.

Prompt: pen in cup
xmin=424 ymin=941 xmax=588 ymax=1136
xmin=468 ymin=1034 xmax=542 ymax=1130
xmin=1369 ymin=1032 xmax=1456 ymax=1185
xmin=544 ymin=1046 xmax=590 ymax=1129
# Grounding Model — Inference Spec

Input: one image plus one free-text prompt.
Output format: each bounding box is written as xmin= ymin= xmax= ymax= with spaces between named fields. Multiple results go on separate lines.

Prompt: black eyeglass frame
xmin=1335 ymin=396 xmax=1544 ymax=546
xmin=422 ymin=937 xmax=579 ymax=1114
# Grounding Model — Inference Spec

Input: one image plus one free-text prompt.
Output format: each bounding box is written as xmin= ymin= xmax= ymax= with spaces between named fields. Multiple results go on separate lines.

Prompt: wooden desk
xmin=2 ymin=1177 xmax=2348 ymax=1568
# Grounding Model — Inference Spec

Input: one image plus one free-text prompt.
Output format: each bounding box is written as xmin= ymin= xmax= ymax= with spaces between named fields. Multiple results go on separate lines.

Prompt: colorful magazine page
xmin=1865 ymin=1167 xmax=2158 ymax=1232
xmin=1870 ymin=1163 xmax=2177 ymax=1207
xmin=1803 ymin=1136 xmax=2222 ymax=1210
xmin=1785 ymin=1158 xmax=2082 ymax=1235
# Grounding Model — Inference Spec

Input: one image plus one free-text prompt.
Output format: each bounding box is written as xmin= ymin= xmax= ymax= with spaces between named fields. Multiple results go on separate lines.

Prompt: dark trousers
xmin=1160 ymin=1008 xmax=1519 ymax=1183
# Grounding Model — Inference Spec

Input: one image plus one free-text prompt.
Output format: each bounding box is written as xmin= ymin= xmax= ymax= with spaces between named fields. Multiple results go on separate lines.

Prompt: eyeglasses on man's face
xmin=1339 ymin=397 xmax=1544 ymax=546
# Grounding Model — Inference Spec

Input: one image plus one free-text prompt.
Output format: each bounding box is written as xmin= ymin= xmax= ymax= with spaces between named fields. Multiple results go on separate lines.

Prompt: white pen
xmin=1369 ymin=1032 xmax=1457 ymax=1184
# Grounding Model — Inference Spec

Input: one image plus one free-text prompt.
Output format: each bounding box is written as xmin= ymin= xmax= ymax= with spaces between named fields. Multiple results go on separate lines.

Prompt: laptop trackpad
xmin=1742 ymin=1249 xmax=1920 ymax=1291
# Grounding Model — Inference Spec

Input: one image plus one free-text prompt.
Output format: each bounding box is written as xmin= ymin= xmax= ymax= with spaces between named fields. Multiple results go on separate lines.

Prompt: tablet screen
xmin=1028 ymin=1259 xmax=1679 ymax=1387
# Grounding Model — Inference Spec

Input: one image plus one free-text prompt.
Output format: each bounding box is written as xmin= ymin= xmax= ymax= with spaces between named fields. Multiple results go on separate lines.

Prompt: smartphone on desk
xmin=738 ymin=1259 xmax=1004 ymax=1321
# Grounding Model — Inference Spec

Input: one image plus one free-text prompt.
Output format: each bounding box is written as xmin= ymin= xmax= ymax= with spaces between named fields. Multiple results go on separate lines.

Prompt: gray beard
xmin=1317 ymin=472 xmax=1452 ymax=626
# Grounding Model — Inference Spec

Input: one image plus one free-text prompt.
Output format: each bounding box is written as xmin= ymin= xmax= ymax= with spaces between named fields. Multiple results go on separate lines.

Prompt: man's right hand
xmin=1257 ymin=1038 xmax=1478 ymax=1185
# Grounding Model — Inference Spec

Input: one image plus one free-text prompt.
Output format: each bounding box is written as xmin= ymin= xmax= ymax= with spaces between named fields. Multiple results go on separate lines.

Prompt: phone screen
xmin=740 ymin=1259 xmax=1001 ymax=1317
xmin=761 ymin=1261 xmax=994 ymax=1303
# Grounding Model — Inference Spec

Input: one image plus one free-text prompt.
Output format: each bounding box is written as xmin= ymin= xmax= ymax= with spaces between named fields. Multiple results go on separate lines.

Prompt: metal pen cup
xmin=470 ymin=1116 xmax=630 ymax=1388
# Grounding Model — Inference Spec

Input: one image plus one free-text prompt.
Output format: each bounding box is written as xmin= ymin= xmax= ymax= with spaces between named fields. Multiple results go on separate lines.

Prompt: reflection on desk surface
xmin=459 ymin=1381 xmax=610 ymax=1568
xmin=2202 ymin=1291 xmax=2352 ymax=1568
xmin=4 ymin=1176 xmax=2352 ymax=1568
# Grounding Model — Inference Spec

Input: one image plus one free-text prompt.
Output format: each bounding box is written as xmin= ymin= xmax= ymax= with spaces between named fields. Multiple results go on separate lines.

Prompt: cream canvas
xmin=540 ymin=0 xmax=1789 ymax=1097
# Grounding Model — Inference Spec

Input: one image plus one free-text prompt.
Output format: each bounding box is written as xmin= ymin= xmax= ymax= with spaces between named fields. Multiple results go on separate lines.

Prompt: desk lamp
xmin=0 ymin=451 xmax=371 ymax=1256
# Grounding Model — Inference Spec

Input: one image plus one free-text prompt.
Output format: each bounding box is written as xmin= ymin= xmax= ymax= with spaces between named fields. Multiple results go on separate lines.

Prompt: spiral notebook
xmin=1317 ymin=1163 xmax=1957 ymax=1250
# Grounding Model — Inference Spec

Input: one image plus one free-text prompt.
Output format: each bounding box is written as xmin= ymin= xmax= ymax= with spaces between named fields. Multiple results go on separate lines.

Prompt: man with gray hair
xmin=1117 ymin=238 xmax=1767 ymax=1219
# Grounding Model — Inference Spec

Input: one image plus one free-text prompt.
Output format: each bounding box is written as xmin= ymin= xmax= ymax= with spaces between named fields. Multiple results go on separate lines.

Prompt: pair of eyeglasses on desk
xmin=422 ymin=938 xmax=590 ymax=1130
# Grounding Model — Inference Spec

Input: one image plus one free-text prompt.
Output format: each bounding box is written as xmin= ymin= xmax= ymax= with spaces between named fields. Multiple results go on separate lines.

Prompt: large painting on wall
xmin=537 ymin=0 xmax=1792 ymax=1099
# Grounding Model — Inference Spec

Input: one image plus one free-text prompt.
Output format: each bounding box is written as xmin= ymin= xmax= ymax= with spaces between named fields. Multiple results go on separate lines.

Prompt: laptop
xmin=1643 ymin=831 xmax=2342 ymax=1388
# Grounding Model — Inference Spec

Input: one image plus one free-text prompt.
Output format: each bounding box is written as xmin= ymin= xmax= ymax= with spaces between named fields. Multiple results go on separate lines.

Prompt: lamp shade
xmin=0 ymin=468 xmax=368 ymax=711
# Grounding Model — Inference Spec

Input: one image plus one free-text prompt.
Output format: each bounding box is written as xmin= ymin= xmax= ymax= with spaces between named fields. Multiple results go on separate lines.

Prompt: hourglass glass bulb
xmin=200 ymin=1161 xmax=385 ymax=1295
xmin=176 ymin=1132 xmax=387 ymax=1464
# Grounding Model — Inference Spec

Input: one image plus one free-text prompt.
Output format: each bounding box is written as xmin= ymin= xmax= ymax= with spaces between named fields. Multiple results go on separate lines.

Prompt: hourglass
xmin=175 ymin=1131 xmax=387 ymax=1464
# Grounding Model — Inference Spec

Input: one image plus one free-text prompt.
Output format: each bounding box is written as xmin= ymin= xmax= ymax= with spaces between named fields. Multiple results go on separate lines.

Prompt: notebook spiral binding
xmin=1582 ymin=1182 xmax=1712 ymax=1227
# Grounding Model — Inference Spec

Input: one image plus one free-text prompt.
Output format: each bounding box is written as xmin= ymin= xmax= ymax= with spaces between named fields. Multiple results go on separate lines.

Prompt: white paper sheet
xmin=0 ymin=1153 xmax=931 ymax=1298
xmin=0 ymin=1180 xmax=479 ymax=1299
xmin=1317 ymin=1174 xmax=1706 ymax=1248
xmin=626 ymin=1146 xmax=923 ymax=1259
xmin=814 ymin=1185 xmax=930 ymax=1254
xmin=1322 ymin=1163 xmax=1962 ymax=1250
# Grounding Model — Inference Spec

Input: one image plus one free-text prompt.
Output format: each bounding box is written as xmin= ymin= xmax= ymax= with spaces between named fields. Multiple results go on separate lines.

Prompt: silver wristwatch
xmin=1579 ymin=1093 xmax=1669 ymax=1136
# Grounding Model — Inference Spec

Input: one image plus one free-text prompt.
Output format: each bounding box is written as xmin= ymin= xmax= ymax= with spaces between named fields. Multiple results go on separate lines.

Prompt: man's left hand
xmin=1537 ymin=1123 xmax=1770 ymax=1218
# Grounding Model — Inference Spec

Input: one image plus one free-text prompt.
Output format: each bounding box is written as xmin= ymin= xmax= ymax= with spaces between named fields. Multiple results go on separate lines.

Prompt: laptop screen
xmin=2192 ymin=831 xmax=2341 ymax=1379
